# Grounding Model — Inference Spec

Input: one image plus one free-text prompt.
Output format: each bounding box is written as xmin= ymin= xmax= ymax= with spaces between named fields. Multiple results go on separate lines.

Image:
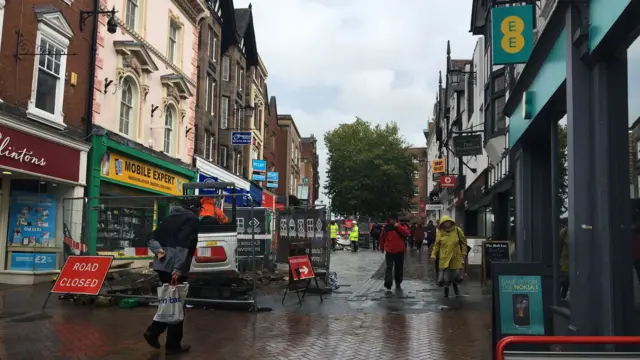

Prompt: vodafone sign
xmin=440 ymin=175 xmax=456 ymax=188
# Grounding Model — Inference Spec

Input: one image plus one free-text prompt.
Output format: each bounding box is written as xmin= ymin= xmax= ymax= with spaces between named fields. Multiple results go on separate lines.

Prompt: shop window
xmin=95 ymin=195 xmax=155 ymax=253
xmin=628 ymin=36 xmax=640 ymax=317
xmin=118 ymin=76 xmax=139 ymax=137
xmin=6 ymin=180 xmax=62 ymax=271
xmin=27 ymin=11 xmax=73 ymax=128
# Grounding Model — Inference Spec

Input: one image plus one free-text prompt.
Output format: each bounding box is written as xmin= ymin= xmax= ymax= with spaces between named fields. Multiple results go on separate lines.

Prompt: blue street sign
xmin=252 ymin=173 xmax=266 ymax=181
xmin=267 ymin=182 xmax=278 ymax=188
xmin=267 ymin=172 xmax=279 ymax=182
xmin=252 ymin=159 xmax=267 ymax=172
xmin=231 ymin=131 xmax=252 ymax=145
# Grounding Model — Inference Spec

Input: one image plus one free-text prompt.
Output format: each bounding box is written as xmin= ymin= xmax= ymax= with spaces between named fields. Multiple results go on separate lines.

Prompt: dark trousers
xmin=147 ymin=272 xmax=187 ymax=349
xmin=384 ymin=252 xmax=405 ymax=287
xmin=371 ymin=236 xmax=380 ymax=250
xmin=331 ymin=238 xmax=336 ymax=250
xmin=560 ymin=271 xmax=570 ymax=299
xmin=434 ymin=256 xmax=440 ymax=278
xmin=351 ymin=241 xmax=359 ymax=252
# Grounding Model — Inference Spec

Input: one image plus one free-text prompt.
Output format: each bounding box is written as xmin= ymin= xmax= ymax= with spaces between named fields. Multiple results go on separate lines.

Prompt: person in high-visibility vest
xmin=350 ymin=222 xmax=359 ymax=252
xmin=329 ymin=221 xmax=339 ymax=251
xmin=199 ymin=197 xmax=229 ymax=224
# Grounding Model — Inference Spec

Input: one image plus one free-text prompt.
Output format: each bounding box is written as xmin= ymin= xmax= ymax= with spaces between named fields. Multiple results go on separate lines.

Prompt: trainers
xmin=143 ymin=332 xmax=161 ymax=349
xmin=166 ymin=343 xmax=191 ymax=354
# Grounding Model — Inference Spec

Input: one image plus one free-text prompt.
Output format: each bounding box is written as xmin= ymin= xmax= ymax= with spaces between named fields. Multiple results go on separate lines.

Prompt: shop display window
xmin=628 ymin=35 xmax=640 ymax=319
xmin=5 ymin=179 xmax=63 ymax=272
xmin=95 ymin=196 xmax=155 ymax=252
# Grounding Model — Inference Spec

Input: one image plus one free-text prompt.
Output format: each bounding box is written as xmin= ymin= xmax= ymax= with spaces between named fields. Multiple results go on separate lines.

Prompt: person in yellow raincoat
xmin=431 ymin=215 xmax=467 ymax=298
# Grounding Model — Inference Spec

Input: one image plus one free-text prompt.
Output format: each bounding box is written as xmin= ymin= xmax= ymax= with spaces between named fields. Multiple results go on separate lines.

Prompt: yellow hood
xmin=438 ymin=215 xmax=456 ymax=228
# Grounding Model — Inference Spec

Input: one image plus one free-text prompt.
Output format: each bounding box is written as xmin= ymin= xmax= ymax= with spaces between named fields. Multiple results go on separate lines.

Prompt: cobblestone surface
xmin=0 ymin=248 xmax=493 ymax=360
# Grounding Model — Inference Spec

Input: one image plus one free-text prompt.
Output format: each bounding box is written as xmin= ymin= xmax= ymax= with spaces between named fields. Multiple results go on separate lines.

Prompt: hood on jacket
xmin=171 ymin=205 xmax=197 ymax=217
xmin=438 ymin=215 xmax=456 ymax=229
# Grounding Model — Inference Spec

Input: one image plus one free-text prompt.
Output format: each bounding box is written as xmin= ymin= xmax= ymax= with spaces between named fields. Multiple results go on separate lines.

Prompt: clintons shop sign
xmin=0 ymin=125 xmax=81 ymax=183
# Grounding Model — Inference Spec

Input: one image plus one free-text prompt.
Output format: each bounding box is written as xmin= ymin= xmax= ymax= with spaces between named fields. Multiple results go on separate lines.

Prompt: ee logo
xmin=500 ymin=15 xmax=525 ymax=54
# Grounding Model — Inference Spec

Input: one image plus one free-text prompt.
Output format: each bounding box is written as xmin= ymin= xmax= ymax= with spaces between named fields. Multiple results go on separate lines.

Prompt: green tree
xmin=324 ymin=117 xmax=416 ymax=218
xmin=558 ymin=124 xmax=568 ymax=214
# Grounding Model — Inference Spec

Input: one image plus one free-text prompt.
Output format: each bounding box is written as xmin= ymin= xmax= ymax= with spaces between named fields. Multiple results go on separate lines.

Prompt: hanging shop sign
xmin=453 ymin=135 xmax=483 ymax=157
xmin=100 ymin=152 xmax=189 ymax=195
xmin=426 ymin=204 xmax=444 ymax=211
xmin=0 ymin=124 xmax=81 ymax=182
xmin=429 ymin=193 xmax=441 ymax=204
xmin=440 ymin=175 xmax=456 ymax=188
xmin=267 ymin=171 xmax=279 ymax=188
xmin=262 ymin=192 xmax=275 ymax=210
xmin=491 ymin=4 xmax=534 ymax=65
xmin=431 ymin=159 xmax=445 ymax=174
xmin=252 ymin=159 xmax=267 ymax=172
xmin=231 ymin=131 xmax=252 ymax=145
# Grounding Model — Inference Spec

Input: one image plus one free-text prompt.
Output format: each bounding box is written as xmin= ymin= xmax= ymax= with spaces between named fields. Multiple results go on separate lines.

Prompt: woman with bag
xmin=431 ymin=216 xmax=468 ymax=298
xmin=145 ymin=197 xmax=201 ymax=354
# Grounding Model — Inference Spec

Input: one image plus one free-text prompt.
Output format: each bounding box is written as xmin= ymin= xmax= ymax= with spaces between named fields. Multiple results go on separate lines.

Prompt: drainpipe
xmin=85 ymin=0 xmax=99 ymax=139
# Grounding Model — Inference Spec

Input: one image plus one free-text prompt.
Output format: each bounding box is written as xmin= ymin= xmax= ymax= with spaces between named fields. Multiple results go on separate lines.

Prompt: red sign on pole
xmin=51 ymin=256 xmax=113 ymax=295
xmin=440 ymin=175 xmax=456 ymax=188
xmin=344 ymin=219 xmax=353 ymax=228
xmin=288 ymin=255 xmax=315 ymax=280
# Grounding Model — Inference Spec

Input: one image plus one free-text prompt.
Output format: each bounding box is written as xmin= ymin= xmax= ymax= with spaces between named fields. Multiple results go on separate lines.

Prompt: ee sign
xmin=492 ymin=4 xmax=534 ymax=65
xmin=440 ymin=175 xmax=456 ymax=188
xmin=431 ymin=159 xmax=445 ymax=174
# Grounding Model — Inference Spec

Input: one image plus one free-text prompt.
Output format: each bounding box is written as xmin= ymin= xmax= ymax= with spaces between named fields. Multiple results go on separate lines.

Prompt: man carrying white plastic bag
xmin=144 ymin=197 xmax=201 ymax=354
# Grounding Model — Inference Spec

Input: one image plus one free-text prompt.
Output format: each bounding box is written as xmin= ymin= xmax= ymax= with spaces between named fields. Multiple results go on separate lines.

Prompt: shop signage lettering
xmin=101 ymin=152 xmax=189 ymax=196
xmin=432 ymin=159 xmax=445 ymax=174
xmin=0 ymin=133 xmax=47 ymax=166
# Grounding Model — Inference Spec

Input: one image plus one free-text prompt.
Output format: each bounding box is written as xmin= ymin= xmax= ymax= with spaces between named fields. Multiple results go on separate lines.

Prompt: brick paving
xmin=0 ymin=248 xmax=493 ymax=360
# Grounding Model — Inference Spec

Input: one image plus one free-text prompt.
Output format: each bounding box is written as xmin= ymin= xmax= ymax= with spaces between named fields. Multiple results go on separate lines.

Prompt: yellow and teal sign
xmin=492 ymin=5 xmax=534 ymax=65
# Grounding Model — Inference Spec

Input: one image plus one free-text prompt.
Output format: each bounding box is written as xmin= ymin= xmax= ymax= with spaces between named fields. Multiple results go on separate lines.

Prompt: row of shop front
xmin=0 ymin=114 xmax=277 ymax=284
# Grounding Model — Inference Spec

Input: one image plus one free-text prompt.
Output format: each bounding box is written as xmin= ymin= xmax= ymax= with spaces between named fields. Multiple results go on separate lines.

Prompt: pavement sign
xmin=51 ymin=255 xmax=113 ymax=295
xmin=288 ymin=255 xmax=314 ymax=280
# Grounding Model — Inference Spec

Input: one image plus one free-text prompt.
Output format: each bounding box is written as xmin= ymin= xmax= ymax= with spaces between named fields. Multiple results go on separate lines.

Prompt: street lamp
xmin=448 ymin=68 xmax=477 ymax=86
xmin=80 ymin=6 xmax=118 ymax=34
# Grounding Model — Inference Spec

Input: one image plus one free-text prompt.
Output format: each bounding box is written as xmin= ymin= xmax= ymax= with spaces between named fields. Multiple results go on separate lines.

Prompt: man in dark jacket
xmin=425 ymin=220 xmax=437 ymax=247
xmin=380 ymin=214 xmax=411 ymax=290
xmin=144 ymin=197 xmax=201 ymax=354
xmin=370 ymin=223 xmax=382 ymax=250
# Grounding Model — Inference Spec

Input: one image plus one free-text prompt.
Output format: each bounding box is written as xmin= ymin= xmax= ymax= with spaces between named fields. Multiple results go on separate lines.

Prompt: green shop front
xmin=87 ymin=129 xmax=197 ymax=261
xmin=500 ymin=0 xmax=640 ymax=340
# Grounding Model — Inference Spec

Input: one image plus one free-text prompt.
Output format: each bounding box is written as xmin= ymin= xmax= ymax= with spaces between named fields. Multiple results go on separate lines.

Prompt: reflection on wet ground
xmin=0 ymin=248 xmax=492 ymax=359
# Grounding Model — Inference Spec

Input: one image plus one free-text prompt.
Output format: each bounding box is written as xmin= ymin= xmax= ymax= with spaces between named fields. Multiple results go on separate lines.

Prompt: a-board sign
xmin=51 ymin=255 xmax=113 ymax=296
xmin=483 ymin=240 xmax=510 ymax=283
xmin=491 ymin=262 xmax=552 ymax=360
xmin=288 ymin=255 xmax=315 ymax=280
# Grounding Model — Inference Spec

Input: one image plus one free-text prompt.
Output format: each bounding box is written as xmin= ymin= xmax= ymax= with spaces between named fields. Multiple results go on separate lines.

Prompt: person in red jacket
xmin=380 ymin=213 xmax=411 ymax=290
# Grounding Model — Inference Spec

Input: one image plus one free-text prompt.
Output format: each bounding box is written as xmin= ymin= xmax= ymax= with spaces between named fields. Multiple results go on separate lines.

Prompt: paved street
xmin=0 ymin=248 xmax=492 ymax=360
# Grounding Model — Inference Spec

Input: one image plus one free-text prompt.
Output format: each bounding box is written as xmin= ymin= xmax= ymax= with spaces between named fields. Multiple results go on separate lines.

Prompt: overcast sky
xmin=234 ymin=0 xmax=479 ymax=203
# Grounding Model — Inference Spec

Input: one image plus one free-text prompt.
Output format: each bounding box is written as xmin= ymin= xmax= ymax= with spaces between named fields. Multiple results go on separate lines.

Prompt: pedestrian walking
xmin=330 ymin=220 xmax=339 ymax=251
xmin=431 ymin=216 xmax=467 ymax=298
xmin=370 ymin=222 xmax=383 ymax=250
xmin=145 ymin=197 xmax=201 ymax=354
xmin=380 ymin=214 xmax=411 ymax=290
xmin=414 ymin=223 xmax=425 ymax=252
xmin=430 ymin=219 xmax=440 ymax=279
xmin=350 ymin=221 xmax=360 ymax=252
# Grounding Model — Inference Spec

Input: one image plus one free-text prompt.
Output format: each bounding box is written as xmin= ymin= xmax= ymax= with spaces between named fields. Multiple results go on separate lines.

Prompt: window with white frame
xmin=236 ymin=63 xmax=243 ymax=91
xmin=206 ymin=75 xmax=215 ymax=115
xmin=164 ymin=105 xmax=175 ymax=154
xmin=222 ymin=56 xmax=230 ymax=81
xmin=236 ymin=153 xmax=242 ymax=176
xmin=168 ymin=21 xmax=179 ymax=63
xmin=208 ymin=27 xmax=216 ymax=62
xmin=126 ymin=0 xmax=138 ymax=30
xmin=119 ymin=77 xmax=138 ymax=136
xmin=252 ymin=146 xmax=259 ymax=160
xmin=28 ymin=13 xmax=73 ymax=127
xmin=204 ymin=131 xmax=212 ymax=160
xmin=220 ymin=96 xmax=229 ymax=129
xmin=219 ymin=146 xmax=228 ymax=167
xmin=231 ymin=152 xmax=236 ymax=173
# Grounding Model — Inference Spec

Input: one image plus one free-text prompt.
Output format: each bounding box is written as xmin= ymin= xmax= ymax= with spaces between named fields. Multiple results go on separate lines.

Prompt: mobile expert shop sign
xmin=491 ymin=4 xmax=534 ymax=65
xmin=100 ymin=152 xmax=189 ymax=195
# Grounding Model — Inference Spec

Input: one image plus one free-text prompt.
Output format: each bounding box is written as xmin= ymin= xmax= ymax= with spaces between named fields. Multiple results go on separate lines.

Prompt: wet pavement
xmin=0 ymin=248 xmax=492 ymax=359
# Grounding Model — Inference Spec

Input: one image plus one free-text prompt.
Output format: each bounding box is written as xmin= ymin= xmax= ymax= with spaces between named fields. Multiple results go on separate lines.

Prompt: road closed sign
xmin=288 ymin=255 xmax=315 ymax=280
xmin=51 ymin=256 xmax=113 ymax=295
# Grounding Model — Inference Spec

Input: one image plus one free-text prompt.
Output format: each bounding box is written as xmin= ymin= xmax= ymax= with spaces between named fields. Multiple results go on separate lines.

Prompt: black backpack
xmin=370 ymin=224 xmax=382 ymax=237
